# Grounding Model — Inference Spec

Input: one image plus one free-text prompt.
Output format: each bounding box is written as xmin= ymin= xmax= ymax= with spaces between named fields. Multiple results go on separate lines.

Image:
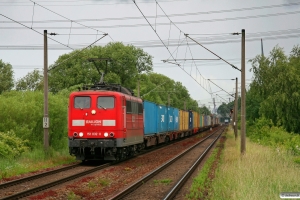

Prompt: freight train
xmin=68 ymin=81 xmax=219 ymax=161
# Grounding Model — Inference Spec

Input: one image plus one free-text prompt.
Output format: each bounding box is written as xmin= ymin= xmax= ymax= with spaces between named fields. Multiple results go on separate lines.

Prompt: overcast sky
xmin=1 ymin=0 xmax=299 ymax=110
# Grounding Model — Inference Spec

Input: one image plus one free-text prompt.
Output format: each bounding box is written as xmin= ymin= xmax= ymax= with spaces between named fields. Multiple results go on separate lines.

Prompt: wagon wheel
xmin=165 ymin=136 xmax=170 ymax=143
xmin=115 ymin=155 xmax=121 ymax=162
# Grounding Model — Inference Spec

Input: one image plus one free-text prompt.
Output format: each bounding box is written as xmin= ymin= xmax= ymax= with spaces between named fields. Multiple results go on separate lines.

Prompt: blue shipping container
xmin=173 ymin=108 xmax=179 ymax=131
xmin=157 ymin=104 xmax=168 ymax=133
xmin=143 ymin=101 xmax=157 ymax=135
xmin=189 ymin=110 xmax=193 ymax=129
xmin=167 ymin=107 xmax=175 ymax=131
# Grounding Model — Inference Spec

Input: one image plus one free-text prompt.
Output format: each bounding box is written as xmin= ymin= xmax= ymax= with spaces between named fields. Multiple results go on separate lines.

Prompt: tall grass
xmin=209 ymin=131 xmax=300 ymax=200
xmin=0 ymin=148 xmax=76 ymax=180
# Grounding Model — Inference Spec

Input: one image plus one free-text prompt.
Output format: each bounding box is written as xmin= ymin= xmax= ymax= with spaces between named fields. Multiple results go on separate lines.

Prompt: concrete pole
xmin=241 ymin=29 xmax=246 ymax=154
xmin=234 ymin=77 xmax=238 ymax=140
xmin=43 ymin=30 xmax=49 ymax=150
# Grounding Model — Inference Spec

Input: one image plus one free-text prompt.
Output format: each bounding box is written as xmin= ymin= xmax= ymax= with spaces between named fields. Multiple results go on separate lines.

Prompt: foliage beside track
xmin=0 ymin=59 xmax=14 ymax=94
xmin=247 ymin=45 xmax=300 ymax=133
xmin=247 ymin=118 xmax=300 ymax=157
xmin=187 ymin=148 xmax=219 ymax=199
xmin=0 ymin=148 xmax=75 ymax=180
xmin=209 ymin=131 xmax=300 ymax=200
xmin=0 ymin=91 xmax=68 ymax=150
xmin=0 ymin=131 xmax=29 ymax=159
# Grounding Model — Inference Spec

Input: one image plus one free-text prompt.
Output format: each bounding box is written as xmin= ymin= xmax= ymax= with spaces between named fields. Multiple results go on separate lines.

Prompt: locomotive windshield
xmin=74 ymin=96 xmax=91 ymax=109
xmin=97 ymin=97 xmax=114 ymax=109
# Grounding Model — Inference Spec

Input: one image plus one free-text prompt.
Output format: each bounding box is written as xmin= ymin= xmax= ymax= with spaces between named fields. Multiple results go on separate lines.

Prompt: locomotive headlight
xmin=104 ymin=132 xmax=108 ymax=137
xmin=79 ymin=132 xmax=84 ymax=137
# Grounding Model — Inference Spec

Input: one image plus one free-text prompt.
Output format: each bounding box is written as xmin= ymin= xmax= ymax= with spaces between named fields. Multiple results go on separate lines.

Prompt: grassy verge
xmin=186 ymin=149 xmax=219 ymax=199
xmin=0 ymin=148 xmax=76 ymax=180
xmin=186 ymin=133 xmax=226 ymax=200
xmin=209 ymin=130 xmax=300 ymax=200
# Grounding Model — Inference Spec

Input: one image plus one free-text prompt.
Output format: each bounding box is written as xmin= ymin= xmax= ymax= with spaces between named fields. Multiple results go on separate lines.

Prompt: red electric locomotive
xmin=68 ymin=81 xmax=145 ymax=161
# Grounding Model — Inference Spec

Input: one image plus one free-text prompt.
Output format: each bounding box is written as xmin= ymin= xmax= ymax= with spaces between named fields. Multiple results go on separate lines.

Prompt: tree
xmin=248 ymin=45 xmax=300 ymax=133
xmin=15 ymin=69 xmax=43 ymax=91
xmin=137 ymin=73 xmax=198 ymax=110
xmin=217 ymin=103 xmax=230 ymax=117
xmin=199 ymin=106 xmax=211 ymax=115
xmin=48 ymin=42 xmax=153 ymax=93
xmin=0 ymin=60 xmax=14 ymax=94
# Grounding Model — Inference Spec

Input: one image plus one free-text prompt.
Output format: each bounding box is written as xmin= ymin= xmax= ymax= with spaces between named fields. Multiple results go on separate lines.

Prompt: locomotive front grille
xmin=69 ymin=139 xmax=116 ymax=148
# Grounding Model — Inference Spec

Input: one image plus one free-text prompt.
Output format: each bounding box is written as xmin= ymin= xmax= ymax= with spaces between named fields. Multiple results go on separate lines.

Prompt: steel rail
xmin=0 ymin=163 xmax=80 ymax=189
xmin=109 ymin=126 xmax=222 ymax=200
xmin=163 ymin=127 xmax=225 ymax=199
xmin=1 ymin=127 xmax=219 ymax=200
xmin=0 ymin=163 xmax=111 ymax=200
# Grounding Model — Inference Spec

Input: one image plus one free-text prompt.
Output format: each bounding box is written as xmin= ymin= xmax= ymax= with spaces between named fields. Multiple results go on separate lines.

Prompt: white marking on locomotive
xmin=103 ymin=120 xmax=116 ymax=126
xmin=86 ymin=120 xmax=101 ymax=124
xmin=72 ymin=120 xmax=85 ymax=126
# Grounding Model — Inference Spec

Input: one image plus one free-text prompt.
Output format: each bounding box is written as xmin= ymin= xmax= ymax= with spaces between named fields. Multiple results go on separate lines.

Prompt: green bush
xmin=0 ymin=131 xmax=29 ymax=158
xmin=247 ymin=117 xmax=300 ymax=156
xmin=0 ymin=91 xmax=69 ymax=150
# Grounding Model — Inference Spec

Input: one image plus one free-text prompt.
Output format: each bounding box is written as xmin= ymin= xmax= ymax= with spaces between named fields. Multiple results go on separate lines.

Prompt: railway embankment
xmin=206 ymin=129 xmax=300 ymax=200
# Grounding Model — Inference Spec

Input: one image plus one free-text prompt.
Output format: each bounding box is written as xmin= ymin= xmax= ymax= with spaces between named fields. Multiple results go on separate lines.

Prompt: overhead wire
xmin=207 ymin=79 xmax=233 ymax=96
xmin=133 ymin=0 xmax=216 ymax=96
xmin=0 ymin=3 xmax=110 ymax=72
xmin=1 ymin=9 xmax=300 ymax=29
xmin=2 ymin=31 xmax=300 ymax=50
xmin=27 ymin=0 xmax=111 ymax=68
xmin=48 ymin=33 xmax=108 ymax=71
xmin=30 ymin=2 xmax=35 ymax=28
xmin=0 ymin=13 xmax=75 ymax=50
xmin=155 ymin=3 xmax=240 ymax=73
xmin=0 ymin=0 xmax=186 ymax=6
xmin=1 ymin=6 xmax=300 ymax=28
xmin=29 ymin=0 xmax=107 ymax=34
xmin=185 ymin=37 xmax=213 ymax=94
xmin=131 ymin=0 xmax=264 ymax=102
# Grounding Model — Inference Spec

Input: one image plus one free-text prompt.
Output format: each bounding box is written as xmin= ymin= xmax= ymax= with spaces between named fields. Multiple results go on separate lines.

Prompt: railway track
xmin=0 ymin=127 xmax=221 ymax=200
xmin=110 ymin=126 xmax=225 ymax=200
xmin=0 ymin=163 xmax=111 ymax=200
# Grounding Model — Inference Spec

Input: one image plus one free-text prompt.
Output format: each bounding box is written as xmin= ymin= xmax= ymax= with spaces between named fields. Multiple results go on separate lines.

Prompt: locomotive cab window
xmin=126 ymin=100 xmax=132 ymax=113
xmin=138 ymin=103 xmax=143 ymax=114
xmin=97 ymin=97 xmax=115 ymax=109
xmin=74 ymin=96 xmax=91 ymax=109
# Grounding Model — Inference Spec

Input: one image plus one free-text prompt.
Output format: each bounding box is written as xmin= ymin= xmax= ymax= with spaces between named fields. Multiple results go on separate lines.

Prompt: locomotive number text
xmin=87 ymin=132 xmax=101 ymax=136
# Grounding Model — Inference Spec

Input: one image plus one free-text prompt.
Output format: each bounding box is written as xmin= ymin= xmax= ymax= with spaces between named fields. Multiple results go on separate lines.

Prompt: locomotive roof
xmin=70 ymin=90 xmax=143 ymax=103
xmin=77 ymin=82 xmax=134 ymax=96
